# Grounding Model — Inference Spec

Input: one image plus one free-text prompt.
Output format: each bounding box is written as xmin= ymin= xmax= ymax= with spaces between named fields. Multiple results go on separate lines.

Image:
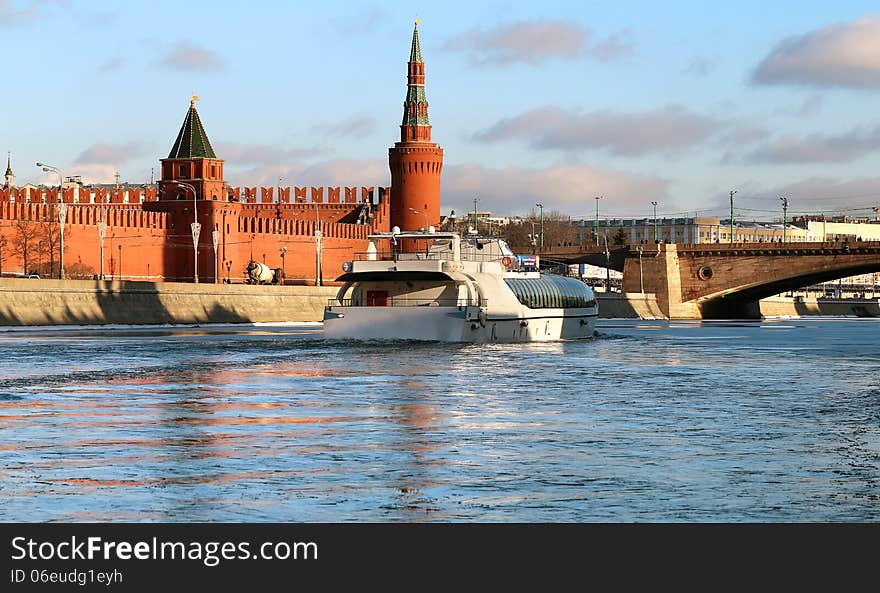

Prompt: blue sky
xmin=4 ymin=0 xmax=880 ymax=222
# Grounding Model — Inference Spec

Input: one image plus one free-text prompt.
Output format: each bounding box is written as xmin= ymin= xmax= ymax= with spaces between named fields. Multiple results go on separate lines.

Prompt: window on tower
xmin=180 ymin=164 xmax=189 ymax=178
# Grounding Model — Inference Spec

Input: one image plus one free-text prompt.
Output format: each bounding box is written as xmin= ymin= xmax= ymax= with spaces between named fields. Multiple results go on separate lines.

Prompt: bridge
xmin=542 ymin=240 xmax=880 ymax=319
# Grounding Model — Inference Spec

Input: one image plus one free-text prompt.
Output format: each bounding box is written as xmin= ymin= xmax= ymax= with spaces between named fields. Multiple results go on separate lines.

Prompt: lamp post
xmin=408 ymin=207 xmax=429 ymax=230
xmin=595 ymin=196 xmax=601 ymax=246
xmin=117 ymin=244 xmax=122 ymax=279
xmin=314 ymin=204 xmax=323 ymax=286
xmin=472 ymin=197 xmax=479 ymax=233
xmin=779 ymin=196 xmax=789 ymax=243
xmin=279 ymin=245 xmax=287 ymax=284
xmin=174 ymin=181 xmax=199 ymax=283
xmin=651 ymin=201 xmax=658 ymax=242
xmin=212 ymin=228 xmax=219 ymax=283
xmin=637 ymin=244 xmax=644 ymax=293
xmin=97 ymin=220 xmax=107 ymax=280
xmin=36 ymin=162 xmax=66 ymax=279
xmin=225 ymin=260 xmax=231 ymax=284
xmin=729 ymin=189 xmax=737 ymax=244
xmin=535 ymin=202 xmax=544 ymax=251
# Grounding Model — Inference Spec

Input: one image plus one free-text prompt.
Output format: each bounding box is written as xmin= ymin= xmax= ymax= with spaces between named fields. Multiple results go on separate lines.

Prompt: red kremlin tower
xmin=389 ymin=21 xmax=444 ymax=231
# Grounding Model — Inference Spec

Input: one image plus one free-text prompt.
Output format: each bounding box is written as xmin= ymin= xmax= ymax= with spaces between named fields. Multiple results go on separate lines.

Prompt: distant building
xmin=577 ymin=216 xmax=810 ymax=244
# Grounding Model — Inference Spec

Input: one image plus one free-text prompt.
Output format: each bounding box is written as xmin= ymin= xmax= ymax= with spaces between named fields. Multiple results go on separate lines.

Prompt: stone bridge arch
xmin=621 ymin=242 xmax=880 ymax=319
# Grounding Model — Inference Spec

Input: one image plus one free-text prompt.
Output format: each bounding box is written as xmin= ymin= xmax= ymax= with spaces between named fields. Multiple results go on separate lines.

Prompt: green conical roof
xmin=168 ymin=99 xmax=217 ymax=159
xmin=402 ymin=21 xmax=430 ymax=127
xmin=4 ymin=153 xmax=12 ymax=177
xmin=409 ymin=21 xmax=423 ymax=62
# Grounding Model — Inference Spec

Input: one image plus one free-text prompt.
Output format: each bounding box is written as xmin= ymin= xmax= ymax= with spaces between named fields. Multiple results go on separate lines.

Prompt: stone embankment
xmin=0 ymin=278 xmax=337 ymax=326
xmin=0 ymin=279 xmax=874 ymax=326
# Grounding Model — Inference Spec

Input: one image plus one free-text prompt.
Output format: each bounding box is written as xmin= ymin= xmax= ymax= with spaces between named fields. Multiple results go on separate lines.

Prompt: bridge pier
xmin=618 ymin=240 xmax=880 ymax=320
xmin=622 ymin=244 xmax=701 ymax=319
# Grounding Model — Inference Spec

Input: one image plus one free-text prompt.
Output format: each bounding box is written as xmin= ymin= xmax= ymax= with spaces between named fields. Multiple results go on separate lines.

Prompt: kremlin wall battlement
xmin=0 ymin=184 xmax=388 ymax=206
xmin=0 ymin=194 xmax=390 ymax=283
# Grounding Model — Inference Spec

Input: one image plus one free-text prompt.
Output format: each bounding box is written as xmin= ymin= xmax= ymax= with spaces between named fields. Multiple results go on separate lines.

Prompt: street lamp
xmin=535 ymin=203 xmax=544 ymax=251
xmin=212 ymin=228 xmax=220 ymax=283
xmin=174 ymin=181 xmax=200 ymax=283
xmin=408 ymin=207 xmax=429 ymax=230
xmin=651 ymin=201 xmax=658 ymax=243
xmin=472 ymin=197 xmax=479 ymax=233
xmin=279 ymin=245 xmax=287 ymax=284
xmin=595 ymin=196 xmax=601 ymax=246
xmin=636 ymin=244 xmax=644 ymax=293
xmin=779 ymin=196 xmax=789 ymax=243
xmin=97 ymin=219 xmax=107 ymax=280
xmin=36 ymin=162 xmax=66 ymax=279
xmin=314 ymin=203 xmax=323 ymax=286
xmin=729 ymin=189 xmax=738 ymax=244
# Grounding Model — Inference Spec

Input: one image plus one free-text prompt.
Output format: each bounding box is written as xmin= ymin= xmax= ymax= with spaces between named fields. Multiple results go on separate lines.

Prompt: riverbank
xmin=0 ymin=278 xmax=875 ymax=326
xmin=594 ymin=292 xmax=880 ymax=319
xmin=0 ymin=278 xmax=337 ymax=326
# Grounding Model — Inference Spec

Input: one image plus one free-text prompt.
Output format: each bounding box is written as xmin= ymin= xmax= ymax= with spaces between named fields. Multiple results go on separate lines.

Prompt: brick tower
xmin=152 ymin=97 xmax=229 ymax=282
xmin=389 ymin=21 xmax=444 ymax=232
xmin=158 ymin=97 xmax=226 ymax=202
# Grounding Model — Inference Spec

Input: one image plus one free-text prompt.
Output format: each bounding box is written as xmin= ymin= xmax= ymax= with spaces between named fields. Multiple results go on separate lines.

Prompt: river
xmin=1 ymin=318 xmax=878 ymax=522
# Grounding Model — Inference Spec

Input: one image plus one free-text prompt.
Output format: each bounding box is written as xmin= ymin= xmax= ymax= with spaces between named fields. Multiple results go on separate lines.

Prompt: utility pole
xmin=729 ymin=189 xmax=737 ymax=244
xmin=472 ymin=197 xmax=478 ymax=232
xmin=780 ymin=196 xmax=789 ymax=243
xmin=535 ymin=203 xmax=544 ymax=251
xmin=651 ymin=201 xmax=658 ymax=242
xmin=595 ymin=195 xmax=601 ymax=246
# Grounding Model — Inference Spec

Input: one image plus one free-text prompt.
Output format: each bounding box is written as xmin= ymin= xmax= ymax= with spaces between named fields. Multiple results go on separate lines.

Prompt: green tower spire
xmin=409 ymin=20 xmax=423 ymax=62
xmin=402 ymin=20 xmax=430 ymax=129
xmin=168 ymin=96 xmax=217 ymax=159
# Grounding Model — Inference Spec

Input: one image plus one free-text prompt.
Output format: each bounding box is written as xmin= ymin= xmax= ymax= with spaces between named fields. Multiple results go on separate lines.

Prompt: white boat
xmin=322 ymin=229 xmax=598 ymax=342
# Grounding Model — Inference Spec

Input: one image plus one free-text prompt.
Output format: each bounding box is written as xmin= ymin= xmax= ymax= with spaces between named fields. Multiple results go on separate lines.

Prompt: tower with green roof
xmin=389 ymin=20 xmax=444 ymax=233
xmin=153 ymin=97 xmax=229 ymax=283
xmin=158 ymin=96 xmax=226 ymax=203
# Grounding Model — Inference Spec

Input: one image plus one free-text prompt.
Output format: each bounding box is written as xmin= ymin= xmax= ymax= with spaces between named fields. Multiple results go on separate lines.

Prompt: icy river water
xmin=1 ymin=318 xmax=878 ymax=522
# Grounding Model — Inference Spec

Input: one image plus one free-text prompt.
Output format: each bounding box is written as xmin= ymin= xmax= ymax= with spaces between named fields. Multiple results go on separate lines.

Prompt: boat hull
xmin=323 ymin=306 xmax=597 ymax=342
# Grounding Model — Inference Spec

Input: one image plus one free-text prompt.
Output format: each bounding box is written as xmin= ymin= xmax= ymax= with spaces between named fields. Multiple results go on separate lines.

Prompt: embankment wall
xmin=0 ymin=278 xmax=337 ymax=326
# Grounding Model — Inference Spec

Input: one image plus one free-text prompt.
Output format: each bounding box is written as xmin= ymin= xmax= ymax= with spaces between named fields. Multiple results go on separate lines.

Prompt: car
xmin=25 ymin=274 xmax=40 ymax=279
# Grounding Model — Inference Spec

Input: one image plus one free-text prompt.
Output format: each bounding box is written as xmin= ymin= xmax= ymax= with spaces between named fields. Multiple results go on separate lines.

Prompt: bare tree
xmin=0 ymin=232 xmax=7 ymax=275
xmin=11 ymin=220 xmax=41 ymax=275
xmin=37 ymin=218 xmax=61 ymax=277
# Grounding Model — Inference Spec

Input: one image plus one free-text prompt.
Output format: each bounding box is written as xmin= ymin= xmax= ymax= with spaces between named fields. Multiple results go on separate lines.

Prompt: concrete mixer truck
xmin=245 ymin=261 xmax=284 ymax=285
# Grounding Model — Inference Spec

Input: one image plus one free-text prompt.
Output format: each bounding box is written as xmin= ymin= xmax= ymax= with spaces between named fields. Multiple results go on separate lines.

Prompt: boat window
xmin=505 ymin=276 xmax=596 ymax=309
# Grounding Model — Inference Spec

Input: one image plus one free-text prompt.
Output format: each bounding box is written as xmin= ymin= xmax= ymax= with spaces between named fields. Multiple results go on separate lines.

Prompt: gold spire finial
xmin=415 ymin=18 xmax=421 ymax=25
xmin=191 ymin=95 xmax=199 ymax=106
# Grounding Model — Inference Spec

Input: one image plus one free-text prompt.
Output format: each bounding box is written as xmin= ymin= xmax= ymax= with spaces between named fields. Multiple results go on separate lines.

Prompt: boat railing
xmin=353 ymin=251 xmax=504 ymax=263
xmin=329 ymin=297 xmax=486 ymax=308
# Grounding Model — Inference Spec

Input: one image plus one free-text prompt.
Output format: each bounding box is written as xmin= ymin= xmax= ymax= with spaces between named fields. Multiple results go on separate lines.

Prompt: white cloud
xmin=744 ymin=126 xmax=880 ymax=164
xmin=442 ymin=162 xmax=668 ymax=216
xmin=475 ymin=105 xmax=722 ymax=156
xmin=443 ymin=20 xmax=632 ymax=65
xmin=753 ymin=15 xmax=880 ymax=88
xmin=159 ymin=42 xmax=225 ymax=72
xmin=74 ymin=143 xmax=149 ymax=166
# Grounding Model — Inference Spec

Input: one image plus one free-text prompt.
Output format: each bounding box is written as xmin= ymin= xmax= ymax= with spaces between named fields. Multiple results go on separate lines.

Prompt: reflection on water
xmin=1 ymin=319 xmax=879 ymax=521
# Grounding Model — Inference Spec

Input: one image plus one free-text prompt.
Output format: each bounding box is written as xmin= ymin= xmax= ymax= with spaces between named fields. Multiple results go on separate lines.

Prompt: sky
xmin=4 ymin=0 xmax=880 ymax=222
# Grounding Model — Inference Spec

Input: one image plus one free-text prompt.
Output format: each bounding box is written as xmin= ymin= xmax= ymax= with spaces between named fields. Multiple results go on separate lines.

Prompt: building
xmin=0 ymin=24 xmax=441 ymax=284
xmin=580 ymin=216 xmax=813 ymax=245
